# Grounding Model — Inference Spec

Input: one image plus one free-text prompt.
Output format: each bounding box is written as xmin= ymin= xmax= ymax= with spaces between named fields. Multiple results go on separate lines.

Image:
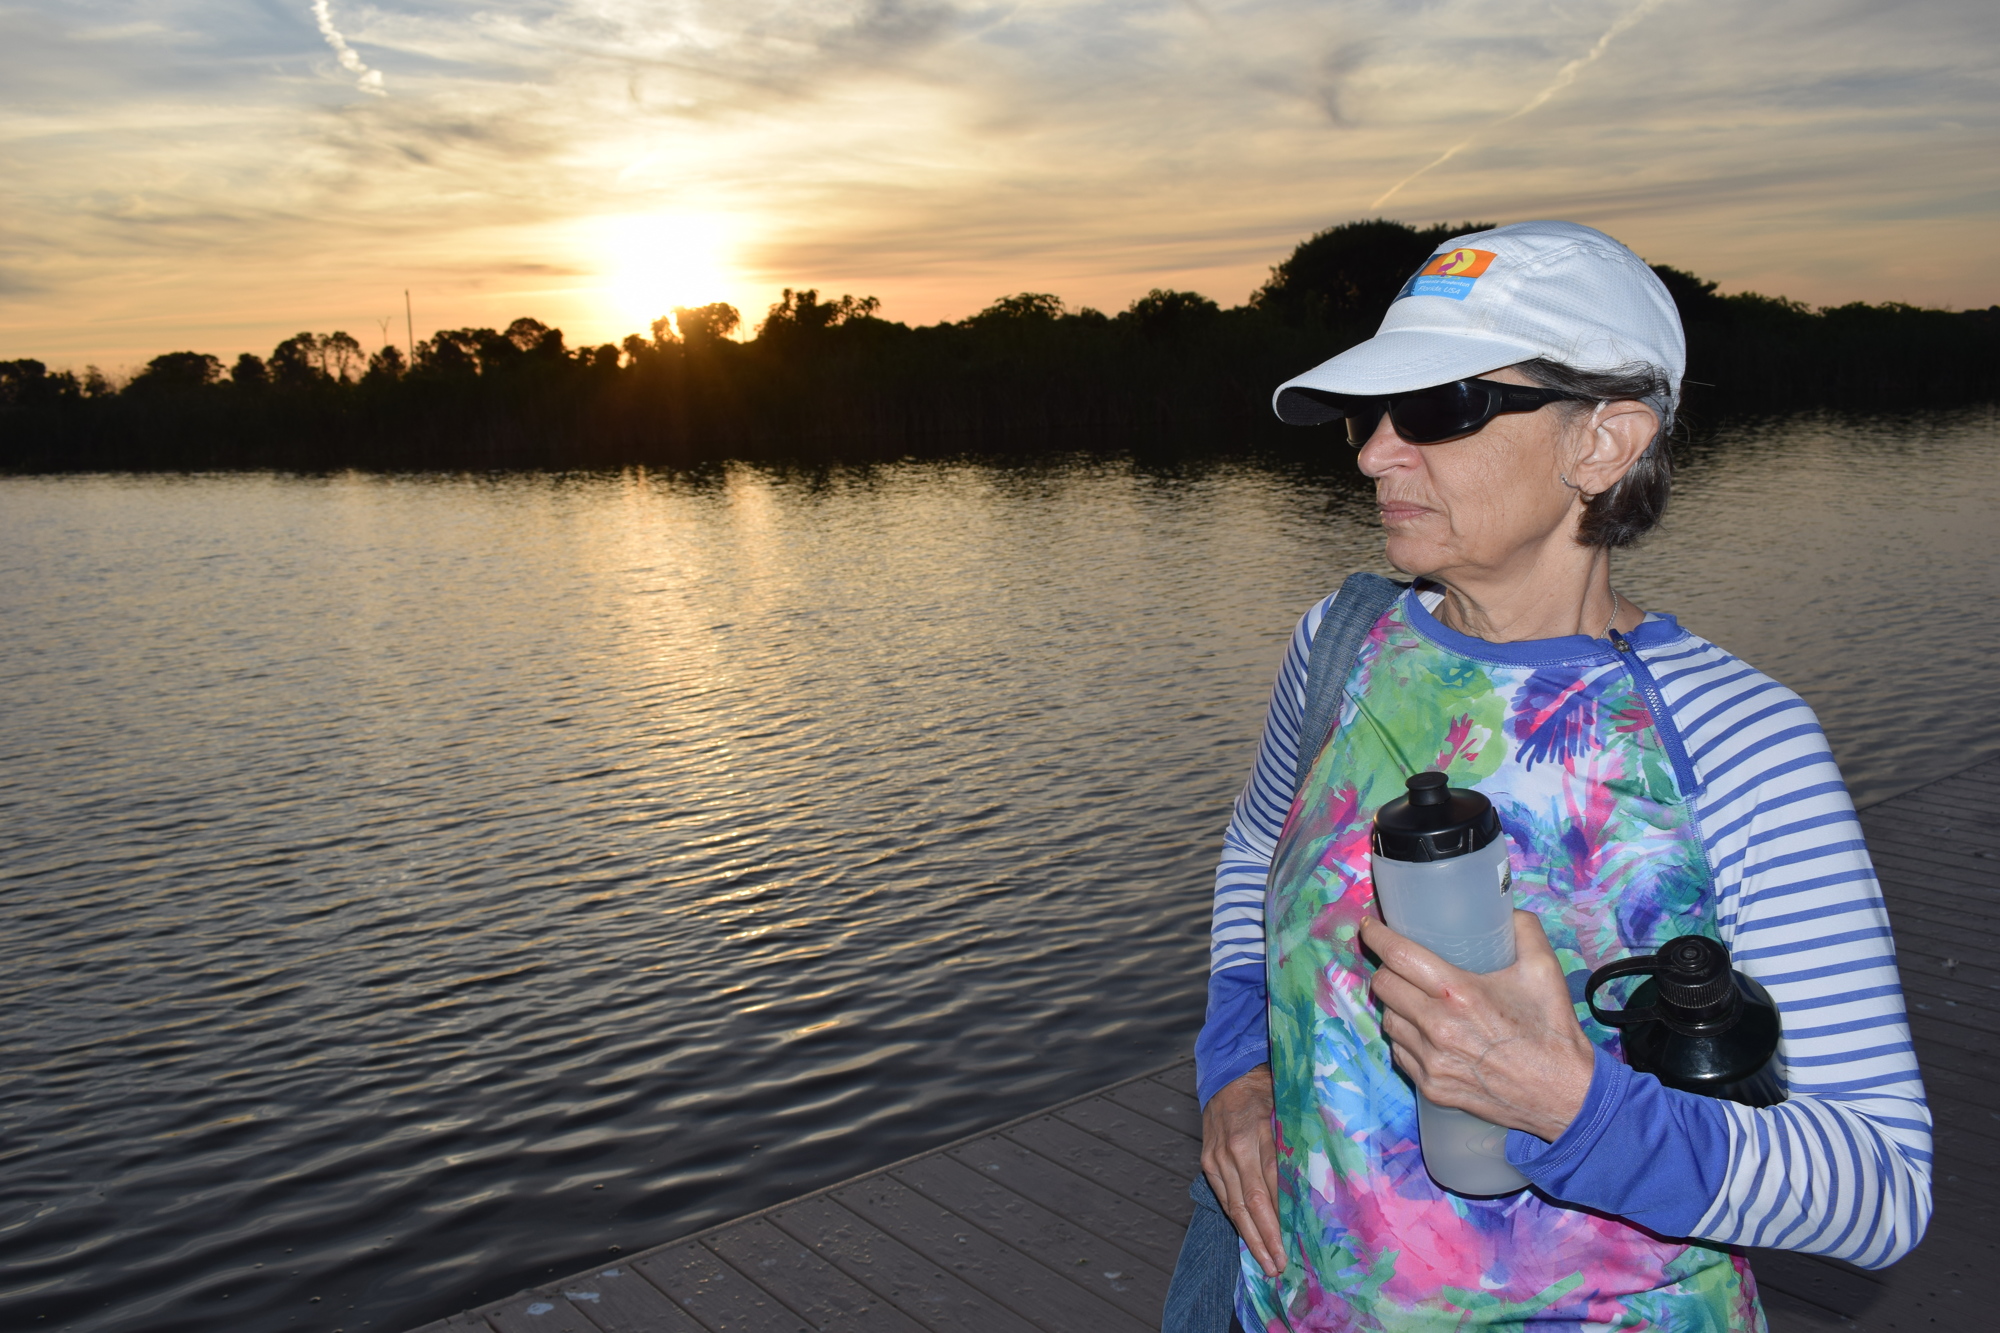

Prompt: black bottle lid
xmin=1585 ymin=934 xmax=1747 ymax=1033
xmin=1654 ymin=936 xmax=1739 ymax=1020
xmin=1372 ymin=771 xmax=1502 ymax=862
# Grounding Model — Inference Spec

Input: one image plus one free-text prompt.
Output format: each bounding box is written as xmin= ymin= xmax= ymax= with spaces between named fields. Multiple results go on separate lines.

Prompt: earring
xmin=1560 ymin=472 xmax=1582 ymax=491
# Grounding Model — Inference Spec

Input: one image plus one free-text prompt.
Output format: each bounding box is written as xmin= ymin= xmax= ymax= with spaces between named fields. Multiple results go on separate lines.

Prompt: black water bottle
xmin=1583 ymin=935 xmax=1787 ymax=1108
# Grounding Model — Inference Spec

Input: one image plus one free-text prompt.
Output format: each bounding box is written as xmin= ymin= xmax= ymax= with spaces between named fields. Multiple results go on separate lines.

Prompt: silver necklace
xmin=1603 ymin=588 xmax=1621 ymax=639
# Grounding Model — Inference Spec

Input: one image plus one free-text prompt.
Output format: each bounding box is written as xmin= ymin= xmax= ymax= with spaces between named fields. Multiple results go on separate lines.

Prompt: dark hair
xmin=1516 ymin=358 xmax=1676 ymax=548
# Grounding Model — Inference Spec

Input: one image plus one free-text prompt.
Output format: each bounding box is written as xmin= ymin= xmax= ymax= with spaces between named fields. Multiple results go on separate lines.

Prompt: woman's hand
xmin=1200 ymin=1064 xmax=1285 ymax=1278
xmin=1360 ymin=911 xmax=1596 ymax=1143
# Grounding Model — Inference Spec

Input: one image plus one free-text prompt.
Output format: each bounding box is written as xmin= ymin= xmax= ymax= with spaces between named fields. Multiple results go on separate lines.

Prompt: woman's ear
xmin=1567 ymin=400 xmax=1657 ymax=497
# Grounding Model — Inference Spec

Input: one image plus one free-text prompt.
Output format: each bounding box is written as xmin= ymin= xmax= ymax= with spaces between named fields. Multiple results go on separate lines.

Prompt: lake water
xmin=3 ymin=407 xmax=1998 ymax=1333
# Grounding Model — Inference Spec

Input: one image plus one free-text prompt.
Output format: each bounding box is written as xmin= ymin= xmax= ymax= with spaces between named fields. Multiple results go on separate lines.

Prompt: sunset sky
xmin=4 ymin=0 xmax=1997 ymax=371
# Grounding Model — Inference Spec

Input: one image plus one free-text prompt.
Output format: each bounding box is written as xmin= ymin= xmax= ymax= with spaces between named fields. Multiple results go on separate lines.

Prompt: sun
xmin=596 ymin=213 xmax=738 ymax=337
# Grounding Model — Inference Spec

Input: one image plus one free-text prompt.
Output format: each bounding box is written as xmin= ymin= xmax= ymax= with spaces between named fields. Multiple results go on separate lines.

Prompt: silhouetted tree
xmin=758 ymin=289 xmax=881 ymax=340
xmin=674 ymin=303 xmax=741 ymax=348
xmin=1648 ymin=265 xmax=1733 ymax=328
xmin=232 ymin=352 xmax=268 ymax=387
xmin=966 ymin=292 xmax=1066 ymax=325
xmin=1252 ymin=219 xmax=1495 ymax=327
xmin=366 ymin=345 xmax=407 ymax=381
xmin=270 ymin=333 xmax=327 ymax=387
xmin=416 ymin=329 xmax=485 ymax=377
xmin=323 ymin=332 xmax=365 ymax=382
xmin=510 ymin=319 xmax=567 ymax=361
xmin=1 ymin=359 xmax=81 ymax=406
xmin=1121 ymin=289 xmax=1221 ymax=338
xmin=126 ymin=351 xmax=223 ymax=395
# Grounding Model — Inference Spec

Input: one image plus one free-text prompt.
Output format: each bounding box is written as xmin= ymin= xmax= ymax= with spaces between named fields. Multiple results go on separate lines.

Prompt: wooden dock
xmin=409 ymin=757 xmax=1998 ymax=1333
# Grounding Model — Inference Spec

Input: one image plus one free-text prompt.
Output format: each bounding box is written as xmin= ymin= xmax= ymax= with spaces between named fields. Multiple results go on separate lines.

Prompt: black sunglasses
xmin=1291 ymin=379 xmax=1595 ymax=447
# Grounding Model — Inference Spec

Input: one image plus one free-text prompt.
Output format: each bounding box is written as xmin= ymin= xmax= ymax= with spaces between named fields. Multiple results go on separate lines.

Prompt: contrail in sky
xmin=1370 ymin=0 xmax=1666 ymax=210
xmin=312 ymin=0 xmax=387 ymax=96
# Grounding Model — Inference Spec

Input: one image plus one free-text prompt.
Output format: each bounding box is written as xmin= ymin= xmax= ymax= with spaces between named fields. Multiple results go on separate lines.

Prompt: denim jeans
xmin=1161 ymin=1174 xmax=1242 ymax=1333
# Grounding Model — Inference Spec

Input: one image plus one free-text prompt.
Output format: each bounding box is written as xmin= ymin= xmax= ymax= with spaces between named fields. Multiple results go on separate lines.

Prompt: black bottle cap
xmin=1655 ymin=936 xmax=1739 ymax=1018
xmin=1372 ymin=771 xmax=1502 ymax=862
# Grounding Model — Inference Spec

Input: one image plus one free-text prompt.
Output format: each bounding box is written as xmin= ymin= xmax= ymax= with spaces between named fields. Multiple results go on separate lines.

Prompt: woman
xmin=1183 ymin=221 xmax=1931 ymax=1331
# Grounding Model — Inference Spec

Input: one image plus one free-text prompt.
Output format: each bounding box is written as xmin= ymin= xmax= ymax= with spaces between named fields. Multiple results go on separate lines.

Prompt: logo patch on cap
xmin=1395 ymin=248 xmax=1498 ymax=302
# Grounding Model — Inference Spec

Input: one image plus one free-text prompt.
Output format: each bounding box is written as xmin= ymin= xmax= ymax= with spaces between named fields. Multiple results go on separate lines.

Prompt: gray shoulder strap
xmin=1295 ymin=572 xmax=1407 ymax=792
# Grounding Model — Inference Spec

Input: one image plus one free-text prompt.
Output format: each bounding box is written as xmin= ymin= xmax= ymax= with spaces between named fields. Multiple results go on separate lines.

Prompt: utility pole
xmin=404 ymin=290 xmax=415 ymax=357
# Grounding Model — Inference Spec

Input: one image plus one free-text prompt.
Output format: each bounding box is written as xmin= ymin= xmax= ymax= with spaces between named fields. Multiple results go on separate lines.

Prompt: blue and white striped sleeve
xmin=1663 ymin=639 xmax=1933 ymax=1268
xmin=1195 ymin=593 xmax=1334 ymax=1106
xmin=1209 ymin=593 xmax=1330 ymax=975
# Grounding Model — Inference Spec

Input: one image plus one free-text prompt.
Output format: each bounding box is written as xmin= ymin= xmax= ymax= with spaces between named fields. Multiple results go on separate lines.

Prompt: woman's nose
xmin=1355 ymin=415 xmax=1417 ymax=478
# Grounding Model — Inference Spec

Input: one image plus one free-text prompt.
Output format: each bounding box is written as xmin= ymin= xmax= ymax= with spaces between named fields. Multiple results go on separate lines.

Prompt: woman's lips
xmin=1377 ymin=501 xmax=1432 ymax=524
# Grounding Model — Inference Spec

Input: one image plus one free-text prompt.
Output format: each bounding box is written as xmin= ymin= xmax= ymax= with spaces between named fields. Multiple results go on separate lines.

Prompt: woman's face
xmin=1355 ymin=366 xmax=1584 ymax=583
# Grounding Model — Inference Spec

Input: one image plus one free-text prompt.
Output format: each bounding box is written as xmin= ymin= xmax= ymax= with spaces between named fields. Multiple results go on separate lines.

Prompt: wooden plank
xmin=944 ymin=1133 xmax=1187 ymax=1271
xmin=1881 ymin=877 xmax=2000 ymax=922
xmin=1864 ymin=836 xmax=1992 ymax=876
xmin=1001 ymin=1115 xmax=1194 ymax=1223
xmin=1862 ymin=834 xmax=2000 ymax=880
xmin=1872 ymin=914 xmax=2000 ymax=966
xmin=830 ymin=1172 xmax=1153 ymax=1333
xmin=1876 ymin=864 xmax=2000 ymax=905
xmin=1906 ymin=1013 xmax=2000 ymax=1068
xmin=1871 ymin=794 xmax=1998 ymax=825
xmin=1880 ymin=847 xmax=2000 ymax=879
xmin=1873 ymin=768 xmax=2000 ymax=798
xmin=1868 ymin=795 xmax=1996 ymax=827
xmin=1907 ymin=1011 xmax=2000 ymax=1063
xmin=1884 ymin=765 xmax=1998 ymax=793
xmin=1905 ymin=1192 xmax=1999 ymax=1272
xmin=1878 ymin=902 xmax=2000 ymax=953
xmin=1870 ymin=784 xmax=2000 ymax=816
xmin=1923 ymin=1101 xmax=2000 ymax=1165
xmin=1758 ymin=1287 xmax=1862 ymax=1332
xmin=1865 ymin=810 xmax=1996 ymax=845
xmin=1869 ymin=818 xmax=2000 ymax=854
xmin=1151 ymin=1061 xmax=1198 ymax=1098
xmin=1879 ymin=890 xmax=2000 ymax=934
xmin=768 ymin=1194 xmax=1040 ymax=1333
xmin=633 ymin=1241 xmax=810 ymax=1333
xmin=1884 ymin=967 xmax=1999 ymax=1012
xmin=1118 ymin=1077 xmax=1205 ymax=1140
xmin=404 ymin=1317 xmax=497 ymax=1333
xmin=570 ymin=1264 xmax=710 ymax=1333
xmin=1747 ymin=1251 xmax=1884 ymax=1321
xmin=1907 ymin=1046 xmax=2000 ymax=1103
xmin=893 ymin=1152 xmax=1173 ymax=1322
xmin=705 ymin=1218 xmax=929 ymax=1333
xmin=1900 ymin=1003 xmax=1999 ymax=1047
xmin=1054 ymin=1097 xmax=1202 ymax=1176
xmin=1880 ymin=887 xmax=2000 ymax=934
xmin=485 ymin=1291 xmax=604 ymax=1333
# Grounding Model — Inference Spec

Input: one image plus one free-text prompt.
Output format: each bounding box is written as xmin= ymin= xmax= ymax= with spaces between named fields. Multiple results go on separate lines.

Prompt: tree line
xmin=4 ymin=219 xmax=1996 ymax=472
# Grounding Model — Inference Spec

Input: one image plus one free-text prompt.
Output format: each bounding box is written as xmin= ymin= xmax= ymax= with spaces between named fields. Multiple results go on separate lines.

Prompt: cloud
xmin=1 ymin=0 xmax=1997 ymax=368
xmin=1371 ymin=0 xmax=1671 ymax=208
xmin=312 ymin=0 xmax=386 ymax=94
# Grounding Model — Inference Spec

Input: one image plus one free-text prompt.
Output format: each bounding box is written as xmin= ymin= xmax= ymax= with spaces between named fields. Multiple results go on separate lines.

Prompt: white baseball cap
xmin=1271 ymin=220 xmax=1685 ymax=425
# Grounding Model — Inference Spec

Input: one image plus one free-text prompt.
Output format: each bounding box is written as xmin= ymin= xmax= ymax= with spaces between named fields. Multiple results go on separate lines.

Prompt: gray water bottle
xmin=1371 ymin=771 xmax=1528 ymax=1196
